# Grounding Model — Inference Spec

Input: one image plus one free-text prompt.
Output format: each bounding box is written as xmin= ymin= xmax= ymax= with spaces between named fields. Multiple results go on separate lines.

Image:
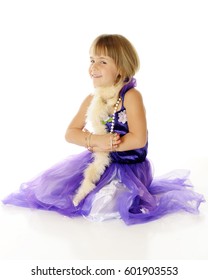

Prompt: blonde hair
xmin=90 ymin=34 xmax=140 ymax=83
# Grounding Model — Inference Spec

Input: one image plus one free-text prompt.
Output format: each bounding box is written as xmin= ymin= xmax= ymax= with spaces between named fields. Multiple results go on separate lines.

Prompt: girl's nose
xmin=89 ymin=63 xmax=98 ymax=76
xmin=90 ymin=63 xmax=99 ymax=75
xmin=91 ymin=62 xmax=98 ymax=70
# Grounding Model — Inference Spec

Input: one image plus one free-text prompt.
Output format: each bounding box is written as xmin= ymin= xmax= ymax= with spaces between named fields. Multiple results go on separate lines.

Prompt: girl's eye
xmin=90 ymin=60 xmax=107 ymax=64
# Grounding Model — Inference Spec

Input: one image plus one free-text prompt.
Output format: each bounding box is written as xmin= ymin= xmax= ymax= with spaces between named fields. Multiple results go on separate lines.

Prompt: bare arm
xmin=65 ymin=94 xmax=93 ymax=147
xmin=115 ymin=88 xmax=147 ymax=151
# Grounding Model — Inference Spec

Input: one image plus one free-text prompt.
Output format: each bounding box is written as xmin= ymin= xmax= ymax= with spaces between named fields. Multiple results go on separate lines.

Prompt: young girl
xmin=2 ymin=34 xmax=205 ymax=225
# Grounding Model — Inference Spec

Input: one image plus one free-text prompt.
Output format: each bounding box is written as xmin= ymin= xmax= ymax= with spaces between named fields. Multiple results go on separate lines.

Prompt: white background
xmin=0 ymin=0 xmax=208 ymax=265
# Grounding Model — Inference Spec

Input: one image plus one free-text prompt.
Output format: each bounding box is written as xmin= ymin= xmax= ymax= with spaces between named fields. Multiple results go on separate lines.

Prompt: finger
xmin=113 ymin=133 xmax=119 ymax=138
xmin=114 ymin=139 xmax=121 ymax=145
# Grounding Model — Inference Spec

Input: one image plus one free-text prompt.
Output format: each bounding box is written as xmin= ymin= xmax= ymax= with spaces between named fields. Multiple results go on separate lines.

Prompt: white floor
xmin=0 ymin=157 xmax=208 ymax=261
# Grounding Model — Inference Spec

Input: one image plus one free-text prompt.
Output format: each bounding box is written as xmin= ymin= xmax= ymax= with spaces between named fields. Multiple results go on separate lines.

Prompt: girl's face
xmin=89 ymin=53 xmax=119 ymax=88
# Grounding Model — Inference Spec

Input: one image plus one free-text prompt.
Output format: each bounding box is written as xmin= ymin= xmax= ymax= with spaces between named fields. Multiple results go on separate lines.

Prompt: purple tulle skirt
xmin=2 ymin=151 xmax=205 ymax=225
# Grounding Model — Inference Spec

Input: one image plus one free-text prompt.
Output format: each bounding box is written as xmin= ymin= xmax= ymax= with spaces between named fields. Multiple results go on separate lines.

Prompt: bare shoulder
xmin=82 ymin=93 xmax=94 ymax=107
xmin=124 ymin=88 xmax=145 ymax=109
xmin=71 ymin=93 xmax=93 ymax=118
xmin=77 ymin=93 xmax=93 ymax=112
xmin=67 ymin=94 xmax=93 ymax=129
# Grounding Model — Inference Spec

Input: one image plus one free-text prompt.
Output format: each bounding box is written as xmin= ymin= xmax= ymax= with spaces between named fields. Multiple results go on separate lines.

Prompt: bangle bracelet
xmin=84 ymin=132 xmax=89 ymax=148
xmin=110 ymin=134 xmax=113 ymax=150
xmin=87 ymin=132 xmax=93 ymax=151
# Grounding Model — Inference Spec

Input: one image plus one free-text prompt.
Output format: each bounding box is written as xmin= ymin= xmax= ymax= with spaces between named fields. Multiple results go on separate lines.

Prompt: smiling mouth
xmin=91 ymin=74 xmax=102 ymax=78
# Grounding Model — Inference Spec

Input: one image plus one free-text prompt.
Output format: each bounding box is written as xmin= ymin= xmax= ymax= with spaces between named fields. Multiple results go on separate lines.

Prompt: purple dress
xmin=2 ymin=79 xmax=205 ymax=225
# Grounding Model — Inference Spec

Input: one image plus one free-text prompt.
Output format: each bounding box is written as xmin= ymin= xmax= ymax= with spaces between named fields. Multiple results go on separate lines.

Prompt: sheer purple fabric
xmin=2 ymin=79 xmax=205 ymax=225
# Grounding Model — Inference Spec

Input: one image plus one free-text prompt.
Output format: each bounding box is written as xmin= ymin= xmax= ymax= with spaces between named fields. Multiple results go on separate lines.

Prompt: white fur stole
xmin=73 ymin=84 xmax=122 ymax=206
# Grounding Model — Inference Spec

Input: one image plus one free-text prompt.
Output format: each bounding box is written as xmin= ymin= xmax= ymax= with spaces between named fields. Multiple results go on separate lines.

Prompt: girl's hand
xmin=92 ymin=133 xmax=121 ymax=152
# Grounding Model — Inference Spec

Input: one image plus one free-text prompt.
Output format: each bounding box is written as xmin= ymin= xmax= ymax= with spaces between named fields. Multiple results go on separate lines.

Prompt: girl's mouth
xmin=92 ymin=74 xmax=102 ymax=78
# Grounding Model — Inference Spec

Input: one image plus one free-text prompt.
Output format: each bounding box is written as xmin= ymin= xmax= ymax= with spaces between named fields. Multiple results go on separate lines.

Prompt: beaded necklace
xmin=110 ymin=97 xmax=121 ymax=134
